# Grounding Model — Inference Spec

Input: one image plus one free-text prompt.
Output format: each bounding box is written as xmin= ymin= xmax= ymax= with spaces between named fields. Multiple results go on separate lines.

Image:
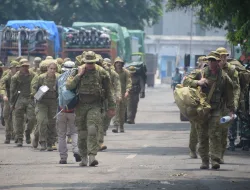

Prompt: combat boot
xmin=47 ymin=144 xmax=53 ymax=151
xmin=211 ymin=161 xmax=220 ymax=169
xmin=227 ymin=140 xmax=235 ymax=151
xmin=32 ymin=135 xmax=39 ymax=148
xmin=16 ymin=139 xmax=23 ymax=147
xmin=219 ymin=158 xmax=224 ymax=164
xmin=189 ymin=151 xmax=197 ymax=159
xmin=200 ymin=159 xmax=209 ymax=169
xmin=59 ymin=160 xmax=67 ymax=164
xmin=40 ymin=141 xmax=47 ymax=151
xmin=4 ymin=135 xmax=11 ymax=144
xmin=99 ymin=144 xmax=107 ymax=151
xmin=25 ymin=133 xmax=31 ymax=144
xmin=112 ymin=125 xmax=118 ymax=133
xmin=120 ymin=126 xmax=125 ymax=133
xmin=74 ymin=153 xmax=82 ymax=162
xmin=79 ymin=157 xmax=88 ymax=167
xmin=127 ymin=120 xmax=135 ymax=124
xmin=89 ymin=155 xmax=98 ymax=166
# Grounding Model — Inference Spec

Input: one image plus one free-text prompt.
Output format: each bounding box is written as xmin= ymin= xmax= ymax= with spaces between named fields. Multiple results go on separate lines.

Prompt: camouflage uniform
xmin=31 ymin=57 xmax=42 ymax=74
xmin=113 ymin=57 xmax=132 ymax=133
xmin=183 ymin=52 xmax=234 ymax=169
xmin=31 ymin=72 xmax=59 ymax=151
xmin=10 ymin=59 xmax=37 ymax=146
xmin=0 ymin=61 xmax=20 ymax=143
xmin=98 ymin=60 xmax=121 ymax=148
xmin=66 ymin=52 xmax=115 ymax=166
xmin=127 ymin=66 xmax=142 ymax=124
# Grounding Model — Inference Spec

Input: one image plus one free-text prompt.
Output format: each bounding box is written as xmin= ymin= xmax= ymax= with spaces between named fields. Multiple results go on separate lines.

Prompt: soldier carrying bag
xmin=174 ymin=73 xmax=217 ymax=123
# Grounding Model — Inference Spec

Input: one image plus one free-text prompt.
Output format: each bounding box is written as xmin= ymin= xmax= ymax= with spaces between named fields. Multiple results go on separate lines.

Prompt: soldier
xmin=57 ymin=61 xmax=81 ymax=164
xmin=66 ymin=51 xmax=115 ymax=167
xmin=45 ymin=56 xmax=61 ymax=73
xmin=56 ymin=58 xmax=64 ymax=66
xmin=98 ymin=59 xmax=121 ymax=151
xmin=31 ymin=61 xmax=49 ymax=149
xmin=112 ymin=57 xmax=132 ymax=133
xmin=183 ymin=51 xmax=234 ymax=170
xmin=63 ymin=58 xmax=71 ymax=63
xmin=0 ymin=61 xmax=20 ymax=143
xmin=31 ymin=57 xmax=42 ymax=73
xmin=126 ymin=66 xmax=142 ymax=124
xmin=188 ymin=56 xmax=207 ymax=158
xmin=31 ymin=61 xmax=59 ymax=151
xmin=215 ymin=47 xmax=240 ymax=163
xmin=10 ymin=59 xmax=37 ymax=147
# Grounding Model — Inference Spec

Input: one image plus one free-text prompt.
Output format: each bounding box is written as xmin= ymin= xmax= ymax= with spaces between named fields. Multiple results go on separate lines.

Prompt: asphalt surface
xmin=0 ymin=84 xmax=250 ymax=190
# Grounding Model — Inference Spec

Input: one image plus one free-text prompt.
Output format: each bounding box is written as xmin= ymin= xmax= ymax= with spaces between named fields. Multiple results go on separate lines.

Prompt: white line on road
xmin=126 ymin=154 xmax=137 ymax=159
xmin=143 ymin=144 xmax=149 ymax=148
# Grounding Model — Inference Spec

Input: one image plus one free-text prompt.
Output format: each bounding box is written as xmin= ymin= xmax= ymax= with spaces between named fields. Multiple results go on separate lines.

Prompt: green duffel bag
xmin=174 ymin=83 xmax=216 ymax=123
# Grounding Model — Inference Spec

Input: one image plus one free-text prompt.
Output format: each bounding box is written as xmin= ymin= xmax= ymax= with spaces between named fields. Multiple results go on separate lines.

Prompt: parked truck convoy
xmin=0 ymin=20 xmax=157 ymax=87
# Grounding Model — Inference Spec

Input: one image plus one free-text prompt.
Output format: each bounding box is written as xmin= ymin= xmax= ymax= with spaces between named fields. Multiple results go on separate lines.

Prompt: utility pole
xmin=189 ymin=8 xmax=193 ymax=66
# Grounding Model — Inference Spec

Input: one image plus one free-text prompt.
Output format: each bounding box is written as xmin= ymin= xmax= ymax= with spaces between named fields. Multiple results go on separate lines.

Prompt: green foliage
xmin=166 ymin=0 xmax=250 ymax=51
xmin=0 ymin=0 xmax=163 ymax=30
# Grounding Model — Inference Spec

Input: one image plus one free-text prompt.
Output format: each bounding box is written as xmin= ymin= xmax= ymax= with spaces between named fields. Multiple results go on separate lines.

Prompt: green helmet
xmin=39 ymin=61 xmax=48 ymax=72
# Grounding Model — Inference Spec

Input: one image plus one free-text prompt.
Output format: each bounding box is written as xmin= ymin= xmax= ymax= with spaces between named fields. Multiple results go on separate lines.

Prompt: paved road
xmin=0 ymin=85 xmax=250 ymax=190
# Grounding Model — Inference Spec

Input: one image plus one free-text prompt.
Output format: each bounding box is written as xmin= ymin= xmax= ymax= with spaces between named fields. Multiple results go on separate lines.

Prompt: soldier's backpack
xmin=57 ymin=68 xmax=78 ymax=110
xmin=174 ymin=80 xmax=217 ymax=123
xmin=228 ymin=59 xmax=250 ymax=90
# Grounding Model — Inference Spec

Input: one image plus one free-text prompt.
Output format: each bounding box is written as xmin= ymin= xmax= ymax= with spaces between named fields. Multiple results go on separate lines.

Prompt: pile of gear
xmin=64 ymin=27 xmax=111 ymax=48
xmin=2 ymin=26 xmax=48 ymax=43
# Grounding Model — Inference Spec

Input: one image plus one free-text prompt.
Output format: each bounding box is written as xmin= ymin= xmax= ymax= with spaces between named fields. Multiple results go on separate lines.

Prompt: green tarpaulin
xmin=121 ymin=27 xmax=132 ymax=62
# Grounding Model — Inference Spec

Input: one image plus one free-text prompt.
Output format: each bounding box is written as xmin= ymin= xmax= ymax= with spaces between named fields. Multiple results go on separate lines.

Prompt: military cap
xmin=216 ymin=47 xmax=229 ymax=56
xmin=56 ymin=58 xmax=64 ymax=65
xmin=83 ymin=51 xmax=99 ymax=63
xmin=128 ymin=66 xmax=136 ymax=74
xmin=9 ymin=61 xmax=19 ymax=68
xmin=63 ymin=58 xmax=71 ymax=62
xmin=15 ymin=56 xmax=24 ymax=62
xmin=39 ymin=61 xmax=48 ymax=72
xmin=20 ymin=59 xmax=30 ymax=66
xmin=45 ymin=56 xmax=53 ymax=60
xmin=206 ymin=51 xmax=221 ymax=61
xmin=114 ymin=57 xmax=124 ymax=63
xmin=34 ymin=57 xmax=42 ymax=62
xmin=197 ymin=56 xmax=206 ymax=63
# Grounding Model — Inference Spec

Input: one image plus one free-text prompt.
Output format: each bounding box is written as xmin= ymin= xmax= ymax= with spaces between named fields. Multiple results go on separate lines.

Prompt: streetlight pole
xmin=189 ymin=8 xmax=193 ymax=67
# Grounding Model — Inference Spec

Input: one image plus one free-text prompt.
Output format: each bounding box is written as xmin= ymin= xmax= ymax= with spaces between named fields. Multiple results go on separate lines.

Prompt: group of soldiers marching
xmin=183 ymin=47 xmax=250 ymax=170
xmin=0 ymin=51 xmax=145 ymax=166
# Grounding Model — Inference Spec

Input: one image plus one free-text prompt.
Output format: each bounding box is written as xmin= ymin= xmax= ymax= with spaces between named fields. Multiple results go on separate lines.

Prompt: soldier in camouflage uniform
xmin=31 ymin=62 xmax=59 ymax=151
xmin=66 ymin=51 xmax=115 ymax=167
xmin=31 ymin=57 xmax=42 ymax=73
xmin=99 ymin=58 xmax=121 ymax=151
xmin=10 ymin=59 xmax=37 ymax=147
xmin=0 ymin=61 xmax=20 ymax=143
xmin=188 ymin=56 xmax=207 ymax=159
xmin=126 ymin=66 xmax=143 ymax=124
xmin=215 ymin=47 xmax=240 ymax=163
xmin=31 ymin=61 xmax=49 ymax=149
xmin=183 ymin=51 xmax=234 ymax=170
xmin=45 ymin=56 xmax=62 ymax=73
xmin=112 ymin=57 xmax=132 ymax=133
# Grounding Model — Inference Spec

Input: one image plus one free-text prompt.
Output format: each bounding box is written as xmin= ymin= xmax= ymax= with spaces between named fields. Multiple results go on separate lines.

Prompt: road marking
xmin=107 ymin=168 xmax=117 ymax=172
xmin=126 ymin=154 xmax=137 ymax=159
xmin=143 ymin=144 xmax=149 ymax=148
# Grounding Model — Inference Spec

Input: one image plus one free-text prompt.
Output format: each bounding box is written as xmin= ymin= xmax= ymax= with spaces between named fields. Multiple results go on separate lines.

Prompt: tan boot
xmin=190 ymin=151 xmax=198 ymax=159
xmin=79 ymin=157 xmax=88 ymax=167
xmin=211 ymin=161 xmax=220 ymax=169
xmin=120 ymin=126 xmax=125 ymax=133
xmin=32 ymin=135 xmax=39 ymax=148
xmin=40 ymin=141 xmax=47 ymax=151
xmin=200 ymin=160 xmax=209 ymax=169
xmin=112 ymin=125 xmax=118 ymax=133
xmin=89 ymin=155 xmax=98 ymax=166
xmin=99 ymin=144 xmax=107 ymax=151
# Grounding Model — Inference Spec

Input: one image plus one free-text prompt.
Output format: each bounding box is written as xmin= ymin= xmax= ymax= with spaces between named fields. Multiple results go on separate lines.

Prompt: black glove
xmin=140 ymin=92 xmax=145 ymax=98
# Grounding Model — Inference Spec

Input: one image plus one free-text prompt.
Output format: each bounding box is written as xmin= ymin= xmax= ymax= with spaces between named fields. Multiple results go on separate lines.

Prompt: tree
xmin=50 ymin=0 xmax=163 ymax=29
xmin=166 ymin=0 xmax=250 ymax=51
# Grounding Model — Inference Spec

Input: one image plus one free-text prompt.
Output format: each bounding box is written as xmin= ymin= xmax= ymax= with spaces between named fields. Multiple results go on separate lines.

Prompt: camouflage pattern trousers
xmin=221 ymin=121 xmax=232 ymax=159
xmin=75 ymin=102 xmax=102 ymax=157
xmin=228 ymin=119 xmax=237 ymax=141
xmin=196 ymin=115 xmax=221 ymax=164
xmin=127 ymin=92 xmax=140 ymax=122
xmin=113 ymin=98 xmax=127 ymax=128
xmin=189 ymin=120 xmax=198 ymax=152
xmin=3 ymin=100 xmax=14 ymax=139
xmin=36 ymin=101 xmax=57 ymax=145
xmin=99 ymin=113 xmax=112 ymax=144
xmin=14 ymin=97 xmax=36 ymax=140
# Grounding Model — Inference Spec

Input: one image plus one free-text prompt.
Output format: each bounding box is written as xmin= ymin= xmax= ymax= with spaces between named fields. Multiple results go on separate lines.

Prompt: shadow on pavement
xmin=1 ymin=177 xmax=250 ymax=190
xmin=107 ymin=146 xmax=189 ymax=156
xmin=125 ymin=123 xmax=190 ymax=131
